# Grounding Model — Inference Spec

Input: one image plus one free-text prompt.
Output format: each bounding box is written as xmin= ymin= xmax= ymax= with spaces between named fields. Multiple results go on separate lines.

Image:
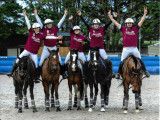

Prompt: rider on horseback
xmin=7 ymin=10 xmax=47 ymax=83
xmin=63 ymin=15 xmax=89 ymax=79
xmin=108 ymin=7 xmax=150 ymax=79
xmin=77 ymin=10 xmax=117 ymax=78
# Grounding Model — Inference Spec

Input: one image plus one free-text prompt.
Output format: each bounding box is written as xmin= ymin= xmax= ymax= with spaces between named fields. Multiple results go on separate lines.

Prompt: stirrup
xmin=145 ymin=71 xmax=150 ymax=78
xmin=115 ymin=73 xmax=121 ymax=79
xmin=6 ymin=72 xmax=13 ymax=77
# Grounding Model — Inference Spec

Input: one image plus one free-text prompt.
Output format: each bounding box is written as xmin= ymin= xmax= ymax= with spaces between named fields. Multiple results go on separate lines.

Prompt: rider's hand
xmin=108 ymin=10 xmax=111 ymax=17
xmin=23 ymin=9 xmax=26 ymax=16
xmin=77 ymin=10 xmax=81 ymax=16
xmin=69 ymin=15 xmax=73 ymax=20
xmin=64 ymin=9 xmax=68 ymax=15
xmin=144 ymin=7 xmax=147 ymax=15
xmin=58 ymin=35 xmax=63 ymax=40
xmin=34 ymin=8 xmax=38 ymax=15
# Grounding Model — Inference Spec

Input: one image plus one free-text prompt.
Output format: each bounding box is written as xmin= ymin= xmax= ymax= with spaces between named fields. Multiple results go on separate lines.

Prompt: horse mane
xmin=130 ymin=55 xmax=138 ymax=68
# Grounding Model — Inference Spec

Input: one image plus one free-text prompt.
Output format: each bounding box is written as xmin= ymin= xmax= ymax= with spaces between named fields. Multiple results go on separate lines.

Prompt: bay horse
xmin=86 ymin=47 xmax=113 ymax=112
xmin=13 ymin=56 xmax=37 ymax=113
xmin=41 ymin=48 xmax=61 ymax=112
xmin=121 ymin=55 xmax=143 ymax=113
xmin=67 ymin=49 xmax=84 ymax=110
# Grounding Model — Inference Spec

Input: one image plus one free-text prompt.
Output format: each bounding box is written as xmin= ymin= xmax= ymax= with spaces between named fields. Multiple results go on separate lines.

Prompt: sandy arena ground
xmin=0 ymin=75 xmax=159 ymax=120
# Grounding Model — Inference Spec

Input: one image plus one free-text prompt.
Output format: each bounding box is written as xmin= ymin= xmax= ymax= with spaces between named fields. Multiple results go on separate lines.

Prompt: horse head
xmin=70 ymin=49 xmax=78 ymax=72
xmin=90 ymin=46 xmax=100 ymax=71
xmin=47 ymin=48 xmax=59 ymax=73
xmin=17 ymin=56 xmax=28 ymax=80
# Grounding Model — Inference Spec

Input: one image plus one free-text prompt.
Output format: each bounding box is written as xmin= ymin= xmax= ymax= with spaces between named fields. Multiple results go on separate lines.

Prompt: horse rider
xmin=63 ymin=15 xmax=89 ymax=79
xmin=108 ymin=7 xmax=150 ymax=79
xmin=7 ymin=10 xmax=48 ymax=83
xmin=77 ymin=10 xmax=117 ymax=77
xmin=34 ymin=8 xmax=68 ymax=78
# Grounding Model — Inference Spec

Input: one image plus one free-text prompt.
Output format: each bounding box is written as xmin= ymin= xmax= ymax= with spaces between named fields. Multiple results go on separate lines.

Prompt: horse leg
xmin=123 ymin=82 xmax=129 ymax=114
xmin=93 ymin=84 xmax=98 ymax=106
xmin=18 ymin=83 xmax=23 ymax=113
xmin=43 ymin=82 xmax=50 ymax=112
xmin=51 ymin=83 xmax=55 ymax=108
xmin=55 ymin=83 xmax=61 ymax=112
xmin=104 ymin=81 xmax=111 ymax=109
xmin=67 ymin=83 xmax=72 ymax=110
xmin=23 ymin=82 xmax=29 ymax=109
xmin=84 ymin=83 xmax=89 ymax=108
xmin=100 ymin=84 xmax=105 ymax=112
xmin=138 ymin=89 xmax=143 ymax=110
xmin=135 ymin=93 xmax=140 ymax=113
xmin=13 ymin=79 xmax=19 ymax=108
xmin=77 ymin=83 xmax=82 ymax=110
xmin=73 ymin=85 xmax=77 ymax=107
xmin=29 ymin=81 xmax=38 ymax=112
xmin=88 ymin=84 xmax=94 ymax=112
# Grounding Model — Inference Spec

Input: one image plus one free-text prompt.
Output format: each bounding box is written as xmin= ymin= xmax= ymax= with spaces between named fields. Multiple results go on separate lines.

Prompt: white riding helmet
xmin=93 ymin=19 xmax=101 ymax=24
xmin=32 ymin=23 xmax=40 ymax=29
xmin=44 ymin=19 xmax=53 ymax=25
xmin=125 ymin=18 xmax=134 ymax=23
xmin=73 ymin=25 xmax=80 ymax=30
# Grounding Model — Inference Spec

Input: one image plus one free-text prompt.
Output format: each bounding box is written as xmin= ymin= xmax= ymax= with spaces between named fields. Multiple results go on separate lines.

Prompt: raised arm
xmin=34 ymin=8 xmax=43 ymax=29
xmin=57 ymin=9 xmax=68 ymax=28
xmin=138 ymin=7 xmax=147 ymax=27
xmin=23 ymin=10 xmax=31 ymax=30
xmin=69 ymin=15 xmax=74 ymax=32
xmin=77 ymin=10 xmax=90 ymax=29
xmin=108 ymin=10 xmax=120 ymax=29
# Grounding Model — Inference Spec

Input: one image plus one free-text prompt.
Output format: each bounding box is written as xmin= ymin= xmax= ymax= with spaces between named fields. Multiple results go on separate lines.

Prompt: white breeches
xmin=64 ymin=52 xmax=86 ymax=64
xmin=16 ymin=50 xmax=38 ymax=68
xmin=87 ymin=49 xmax=108 ymax=61
xmin=39 ymin=46 xmax=62 ymax=66
xmin=121 ymin=47 xmax=141 ymax=61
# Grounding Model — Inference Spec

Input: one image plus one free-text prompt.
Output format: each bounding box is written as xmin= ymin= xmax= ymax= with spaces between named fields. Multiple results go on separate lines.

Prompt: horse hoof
xmin=51 ymin=105 xmax=55 ymax=108
xmin=122 ymin=106 xmax=125 ymax=109
xmin=85 ymin=105 xmax=89 ymax=108
xmin=135 ymin=109 xmax=139 ymax=113
xmin=101 ymin=108 xmax=105 ymax=112
xmin=56 ymin=107 xmax=61 ymax=112
xmin=77 ymin=107 xmax=81 ymax=110
xmin=139 ymin=106 xmax=143 ymax=110
xmin=123 ymin=110 xmax=128 ymax=114
xmin=105 ymin=105 xmax=109 ymax=109
xmin=88 ymin=108 xmax=93 ymax=112
xmin=18 ymin=109 xmax=22 ymax=113
xmin=24 ymin=106 xmax=29 ymax=109
xmin=67 ymin=107 xmax=72 ymax=110
xmin=45 ymin=108 xmax=50 ymax=112
xmin=33 ymin=108 xmax=38 ymax=112
xmin=73 ymin=104 xmax=77 ymax=107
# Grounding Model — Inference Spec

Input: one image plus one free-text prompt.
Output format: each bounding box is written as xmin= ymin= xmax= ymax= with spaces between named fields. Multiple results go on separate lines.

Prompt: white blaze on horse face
xmin=53 ymin=55 xmax=56 ymax=59
xmin=93 ymin=52 xmax=97 ymax=61
xmin=72 ymin=54 xmax=77 ymax=71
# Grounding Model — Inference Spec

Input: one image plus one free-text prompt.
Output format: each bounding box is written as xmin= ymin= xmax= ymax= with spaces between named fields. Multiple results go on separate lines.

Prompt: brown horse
xmin=13 ymin=56 xmax=37 ymax=113
xmin=67 ymin=49 xmax=84 ymax=110
xmin=121 ymin=55 xmax=143 ymax=113
xmin=41 ymin=48 xmax=61 ymax=112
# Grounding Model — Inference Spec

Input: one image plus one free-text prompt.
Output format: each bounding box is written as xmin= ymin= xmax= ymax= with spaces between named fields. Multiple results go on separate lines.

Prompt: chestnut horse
xmin=67 ymin=49 xmax=84 ymax=110
xmin=13 ymin=56 xmax=37 ymax=113
xmin=41 ymin=48 xmax=61 ymax=112
xmin=121 ymin=55 xmax=143 ymax=113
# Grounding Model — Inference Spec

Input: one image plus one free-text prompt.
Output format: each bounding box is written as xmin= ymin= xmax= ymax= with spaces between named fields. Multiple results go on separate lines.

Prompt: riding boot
xmin=104 ymin=59 xmax=115 ymax=78
xmin=62 ymin=64 xmax=68 ymax=79
xmin=115 ymin=61 xmax=124 ymax=79
xmin=34 ymin=68 xmax=41 ymax=83
xmin=6 ymin=63 xmax=18 ymax=77
xmin=139 ymin=59 xmax=150 ymax=77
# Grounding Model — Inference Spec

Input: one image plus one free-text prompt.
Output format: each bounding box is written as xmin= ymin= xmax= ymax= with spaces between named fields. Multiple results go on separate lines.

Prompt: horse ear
xmin=47 ymin=48 xmax=51 ymax=53
xmin=57 ymin=48 xmax=59 ymax=52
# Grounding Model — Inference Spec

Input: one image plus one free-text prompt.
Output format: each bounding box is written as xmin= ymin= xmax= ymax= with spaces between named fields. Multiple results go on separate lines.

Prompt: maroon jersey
xmin=121 ymin=25 xmax=140 ymax=47
xmin=70 ymin=32 xmax=87 ymax=52
xmin=24 ymin=29 xmax=46 ymax=54
xmin=42 ymin=26 xmax=59 ymax=47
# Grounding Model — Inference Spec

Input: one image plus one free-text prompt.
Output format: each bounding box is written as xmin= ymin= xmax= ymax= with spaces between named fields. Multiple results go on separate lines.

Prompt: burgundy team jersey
xmin=121 ymin=25 xmax=140 ymax=47
xmin=70 ymin=32 xmax=87 ymax=52
xmin=89 ymin=26 xmax=106 ymax=49
xmin=24 ymin=29 xmax=46 ymax=54
xmin=42 ymin=26 xmax=59 ymax=47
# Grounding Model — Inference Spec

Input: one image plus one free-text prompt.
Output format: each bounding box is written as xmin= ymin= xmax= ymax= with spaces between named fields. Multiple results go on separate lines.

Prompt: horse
xmin=86 ymin=46 xmax=113 ymax=112
xmin=67 ymin=49 xmax=84 ymax=110
xmin=13 ymin=56 xmax=37 ymax=113
xmin=41 ymin=48 xmax=61 ymax=112
xmin=121 ymin=55 xmax=143 ymax=113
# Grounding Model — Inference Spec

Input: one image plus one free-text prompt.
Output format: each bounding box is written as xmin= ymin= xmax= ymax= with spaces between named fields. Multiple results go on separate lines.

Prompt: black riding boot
xmin=104 ymin=59 xmax=115 ymax=78
xmin=62 ymin=64 xmax=68 ymax=79
xmin=139 ymin=59 xmax=150 ymax=77
xmin=34 ymin=67 xmax=41 ymax=83
xmin=115 ymin=61 xmax=124 ymax=79
xmin=6 ymin=63 xmax=18 ymax=77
